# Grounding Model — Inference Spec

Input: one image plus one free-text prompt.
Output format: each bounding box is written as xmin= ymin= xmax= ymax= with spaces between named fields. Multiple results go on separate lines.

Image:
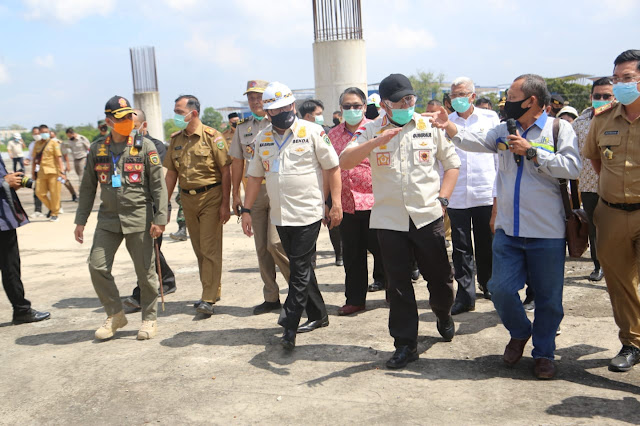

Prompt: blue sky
xmin=1 ymin=0 xmax=638 ymax=129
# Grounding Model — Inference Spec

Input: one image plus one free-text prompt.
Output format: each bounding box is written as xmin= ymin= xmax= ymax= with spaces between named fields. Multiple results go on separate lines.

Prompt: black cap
xmin=104 ymin=95 xmax=136 ymax=119
xmin=550 ymin=94 xmax=565 ymax=106
xmin=228 ymin=112 xmax=239 ymax=120
xmin=379 ymin=73 xmax=415 ymax=103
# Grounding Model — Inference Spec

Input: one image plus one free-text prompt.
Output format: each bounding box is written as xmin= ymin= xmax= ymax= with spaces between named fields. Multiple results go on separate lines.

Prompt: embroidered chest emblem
xmin=376 ymin=152 xmax=391 ymax=166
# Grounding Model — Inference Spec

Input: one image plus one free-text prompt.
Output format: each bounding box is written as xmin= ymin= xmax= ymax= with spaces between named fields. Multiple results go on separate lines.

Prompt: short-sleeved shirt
xmin=229 ymin=115 xmax=270 ymax=176
xmin=448 ymin=107 xmax=499 ymax=209
xmin=164 ymin=122 xmax=231 ymax=190
xmin=7 ymin=140 xmax=24 ymax=158
xmin=247 ymin=118 xmax=340 ymax=226
xmin=33 ymin=138 xmax=62 ymax=175
xmin=64 ymin=134 xmax=91 ymax=160
xmin=343 ymin=113 xmax=461 ymax=232
xmin=583 ymin=102 xmax=640 ymax=204
xmin=573 ymin=107 xmax=599 ymax=193
xmin=329 ymin=119 xmax=374 ymax=214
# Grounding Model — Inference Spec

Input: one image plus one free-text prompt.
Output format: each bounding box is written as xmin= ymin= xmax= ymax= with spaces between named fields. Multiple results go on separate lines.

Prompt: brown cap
xmin=243 ymin=79 xmax=269 ymax=95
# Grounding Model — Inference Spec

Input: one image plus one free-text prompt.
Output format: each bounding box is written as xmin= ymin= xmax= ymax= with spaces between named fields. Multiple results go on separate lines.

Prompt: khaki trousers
xmin=594 ymin=200 xmax=640 ymax=348
xmin=251 ymin=184 xmax=290 ymax=302
xmin=74 ymin=157 xmax=87 ymax=181
xmin=88 ymin=228 xmax=158 ymax=320
xmin=182 ymin=186 xmax=223 ymax=303
xmin=35 ymin=173 xmax=61 ymax=216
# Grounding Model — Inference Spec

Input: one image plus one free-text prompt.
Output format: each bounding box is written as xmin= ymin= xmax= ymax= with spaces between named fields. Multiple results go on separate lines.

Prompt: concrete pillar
xmin=313 ymin=39 xmax=367 ymax=124
xmin=133 ymin=91 xmax=163 ymax=141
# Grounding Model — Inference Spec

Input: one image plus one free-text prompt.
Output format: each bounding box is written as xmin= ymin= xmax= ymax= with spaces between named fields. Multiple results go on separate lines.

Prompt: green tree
xmin=164 ymin=118 xmax=180 ymax=140
xmin=408 ymin=70 xmax=445 ymax=113
xmin=475 ymin=92 xmax=501 ymax=113
xmin=201 ymin=107 xmax=223 ymax=131
xmin=545 ymin=78 xmax=591 ymax=114
xmin=20 ymin=131 xmax=34 ymax=144
xmin=73 ymin=124 xmax=99 ymax=142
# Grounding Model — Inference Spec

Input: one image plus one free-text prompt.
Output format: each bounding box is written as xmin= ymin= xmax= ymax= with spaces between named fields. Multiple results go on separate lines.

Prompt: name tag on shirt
xmin=271 ymin=158 xmax=280 ymax=173
xmin=112 ymin=174 xmax=122 ymax=188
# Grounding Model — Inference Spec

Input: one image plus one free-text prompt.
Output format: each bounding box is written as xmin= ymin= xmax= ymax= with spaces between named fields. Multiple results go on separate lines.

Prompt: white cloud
xmin=34 ymin=54 xmax=54 ymax=68
xmin=22 ymin=0 xmax=116 ymax=23
xmin=185 ymin=34 xmax=249 ymax=70
xmin=164 ymin=0 xmax=201 ymax=9
xmin=0 ymin=63 xmax=9 ymax=84
xmin=367 ymin=24 xmax=436 ymax=51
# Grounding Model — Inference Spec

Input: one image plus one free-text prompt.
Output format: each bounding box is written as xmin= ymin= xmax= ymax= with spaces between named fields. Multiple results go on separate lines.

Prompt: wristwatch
xmin=526 ymin=147 xmax=537 ymax=161
xmin=437 ymin=197 xmax=449 ymax=207
xmin=240 ymin=207 xmax=251 ymax=215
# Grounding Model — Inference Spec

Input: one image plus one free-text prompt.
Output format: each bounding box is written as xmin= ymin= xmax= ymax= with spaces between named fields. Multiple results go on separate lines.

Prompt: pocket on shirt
xmin=285 ymin=144 xmax=314 ymax=174
xmin=124 ymin=163 xmax=144 ymax=185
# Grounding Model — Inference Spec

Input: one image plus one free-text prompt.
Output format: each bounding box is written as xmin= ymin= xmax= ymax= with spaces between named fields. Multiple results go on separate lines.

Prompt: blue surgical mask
xmin=390 ymin=106 xmax=415 ymax=126
xmin=315 ymin=115 xmax=325 ymax=125
xmin=451 ymin=96 xmax=471 ymax=113
xmin=612 ymin=81 xmax=640 ymax=105
xmin=40 ymin=132 xmax=50 ymax=140
xmin=251 ymin=112 xmax=265 ymax=121
xmin=173 ymin=111 xmax=192 ymax=129
xmin=592 ymin=100 xmax=611 ymax=109
xmin=343 ymin=109 xmax=363 ymax=126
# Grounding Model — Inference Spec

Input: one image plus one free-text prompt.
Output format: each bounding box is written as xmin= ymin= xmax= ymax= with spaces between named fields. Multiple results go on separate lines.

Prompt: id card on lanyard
xmin=111 ymin=152 xmax=122 ymax=188
xmin=272 ymin=132 xmax=293 ymax=173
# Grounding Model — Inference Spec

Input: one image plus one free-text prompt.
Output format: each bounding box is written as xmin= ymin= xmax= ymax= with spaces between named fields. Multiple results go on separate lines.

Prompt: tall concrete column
xmin=312 ymin=0 xmax=366 ymax=123
xmin=130 ymin=47 xmax=163 ymax=141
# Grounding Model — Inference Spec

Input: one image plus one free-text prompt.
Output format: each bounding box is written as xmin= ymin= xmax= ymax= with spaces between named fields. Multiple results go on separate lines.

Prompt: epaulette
xmin=203 ymin=126 xmax=216 ymax=136
xmin=170 ymin=130 xmax=181 ymax=138
xmin=594 ymin=101 xmax=617 ymax=116
xmin=238 ymin=118 xmax=246 ymax=125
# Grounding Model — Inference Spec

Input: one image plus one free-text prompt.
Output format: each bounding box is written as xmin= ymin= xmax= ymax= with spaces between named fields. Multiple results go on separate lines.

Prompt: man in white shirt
xmin=447 ymin=77 xmax=500 ymax=314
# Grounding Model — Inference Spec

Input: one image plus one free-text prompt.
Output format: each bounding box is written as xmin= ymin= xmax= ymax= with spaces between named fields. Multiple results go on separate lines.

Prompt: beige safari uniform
xmin=583 ymin=101 xmax=640 ymax=349
xmin=247 ymin=118 xmax=340 ymax=225
xmin=75 ymin=133 xmax=168 ymax=320
xmin=230 ymin=115 xmax=290 ymax=302
xmin=33 ymin=137 xmax=62 ymax=216
xmin=345 ymin=114 xmax=461 ymax=231
xmin=64 ymin=134 xmax=91 ymax=180
xmin=222 ymin=126 xmax=235 ymax=145
xmin=164 ymin=122 xmax=231 ymax=303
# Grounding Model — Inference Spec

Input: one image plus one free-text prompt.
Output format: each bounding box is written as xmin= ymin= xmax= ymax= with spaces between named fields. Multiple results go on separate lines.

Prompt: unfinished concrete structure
xmin=130 ymin=46 xmax=163 ymax=140
xmin=312 ymin=0 xmax=367 ymax=123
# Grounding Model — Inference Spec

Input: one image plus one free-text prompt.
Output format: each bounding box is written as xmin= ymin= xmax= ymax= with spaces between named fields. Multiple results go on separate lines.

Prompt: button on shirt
xmin=328 ymin=119 xmax=374 ymax=214
xmin=583 ymin=102 xmax=640 ymax=204
xmin=229 ymin=115 xmax=270 ymax=176
xmin=453 ymin=112 xmax=581 ymax=239
xmin=343 ymin=114 xmax=461 ymax=232
xmin=448 ymin=107 xmax=499 ymax=209
xmin=247 ymin=118 xmax=340 ymax=227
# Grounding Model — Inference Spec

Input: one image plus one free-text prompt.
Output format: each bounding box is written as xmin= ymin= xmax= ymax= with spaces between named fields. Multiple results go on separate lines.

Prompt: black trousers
xmin=340 ymin=210 xmax=385 ymax=306
xmin=12 ymin=158 xmax=24 ymax=172
xmin=377 ymin=218 xmax=454 ymax=348
xmin=132 ymin=234 xmax=175 ymax=302
xmin=448 ymin=205 xmax=493 ymax=306
xmin=581 ymin=192 xmax=600 ymax=270
xmin=277 ymin=220 xmax=327 ymax=330
xmin=0 ymin=229 xmax=31 ymax=315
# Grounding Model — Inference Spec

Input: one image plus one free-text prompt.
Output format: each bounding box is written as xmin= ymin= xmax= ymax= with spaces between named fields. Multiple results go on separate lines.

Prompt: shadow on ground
xmin=546 ymin=395 xmax=640 ymax=424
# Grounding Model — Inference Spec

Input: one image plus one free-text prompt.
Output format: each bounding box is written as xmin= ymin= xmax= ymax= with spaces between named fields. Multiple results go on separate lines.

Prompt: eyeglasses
xmin=592 ymin=93 xmax=613 ymax=100
xmin=341 ymin=104 xmax=364 ymax=110
xmin=450 ymin=92 xmax=471 ymax=99
xmin=611 ymin=74 xmax=640 ymax=84
xmin=385 ymin=95 xmax=417 ymax=108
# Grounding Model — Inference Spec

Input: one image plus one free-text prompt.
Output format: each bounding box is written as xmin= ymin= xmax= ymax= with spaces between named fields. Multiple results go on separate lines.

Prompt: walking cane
xmin=154 ymin=238 xmax=165 ymax=312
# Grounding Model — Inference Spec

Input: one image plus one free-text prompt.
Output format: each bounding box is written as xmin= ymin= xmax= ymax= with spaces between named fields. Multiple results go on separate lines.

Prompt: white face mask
xmin=33 ymin=134 xmax=42 ymax=141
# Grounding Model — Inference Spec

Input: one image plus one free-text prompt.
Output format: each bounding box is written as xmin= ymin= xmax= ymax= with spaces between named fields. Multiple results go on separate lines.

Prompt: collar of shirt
xmin=518 ymin=111 xmax=548 ymax=135
xmin=182 ymin=121 xmax=204 ymax=141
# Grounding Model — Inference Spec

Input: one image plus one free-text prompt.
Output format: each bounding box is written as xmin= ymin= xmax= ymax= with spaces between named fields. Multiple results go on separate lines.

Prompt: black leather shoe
xmin=161 ymin=285 xmax=177 ymax=295
xmin=297 ymin=316 xmax=329 ymax=333
xmin=451 ymin=302 xmax=475 ymax=315
xmin=479 ymin=285 xmax=492 ymax=300
xmin=437 ymin=315 xmax=455 ymax=341
xmin=196 ymin=301 xmax=214 ymax=315
xmin=368 ymin=281 xmax=385 ymax=292
xmin=386 ymin=345 xmax=419 ymax=369
xmin=12 ymin=309 xmax=51 ymax=325
xmin=281 ymin=329 xmax=296 ymax=350
xmin=589 ymin=268 xmax=604 ymax=282
xmin=411 ymin=268 xmax=420 ymax=282
xmin=335 ymin=256 xmax=344 ymax=266
xmin=253 ymin=300 xmax=281 ymax=315
xmin=609 ymin=345 xmax=640 ymax=372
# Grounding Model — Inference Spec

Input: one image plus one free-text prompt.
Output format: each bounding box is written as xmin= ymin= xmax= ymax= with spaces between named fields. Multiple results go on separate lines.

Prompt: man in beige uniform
xmin=32 ymin=124 xmax=65 ymax=222
xmin=165 ymin=95 xmax=231 ymax=316
xmin=222 ymin=112 xmax=240 ymax=145
xmin=231 ymin=79 xmax=290 ymax=315
xmin=583 ymin=49 xmax=640 ymax=372
xmin=64 ymin=127 xmax=91 ymax=181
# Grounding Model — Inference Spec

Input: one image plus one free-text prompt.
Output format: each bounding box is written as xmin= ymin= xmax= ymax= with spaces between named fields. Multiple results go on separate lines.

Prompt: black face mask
xmin=365 ymin=104 xmax=380 ymax=120
xmin=231 ymin=122 xmax=237 ymax=128
xmin=332 ymin=117 xmax=340 ymax=126
xmin=270 ymin=109 xmax=296 ymax=130
xmin=504 ymin=97 xmax=532 ymax=120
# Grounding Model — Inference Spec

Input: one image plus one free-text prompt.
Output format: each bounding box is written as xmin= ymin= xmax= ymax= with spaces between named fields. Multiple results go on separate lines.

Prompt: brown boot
xmin=503 ymin=336 xmax=530 ymax=366
xmin=534 ymin=358 xmax=556 ymax=379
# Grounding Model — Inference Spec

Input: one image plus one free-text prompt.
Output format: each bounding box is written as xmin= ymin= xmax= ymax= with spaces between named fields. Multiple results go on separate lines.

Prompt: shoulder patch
xmin=171 ymin=130 xmax=181 ymax=138
xmin=204 ymin=126 xmax=215 ymax=136
xmin=217 ymin=140 xmax=225 ymax=149
xmin=148 ymin=151 xmax=160 ymax=165
xmin=595 ymin=101 xmax=617 ymax=116
xmin=323 ymin=133 xmax=332 ymax=146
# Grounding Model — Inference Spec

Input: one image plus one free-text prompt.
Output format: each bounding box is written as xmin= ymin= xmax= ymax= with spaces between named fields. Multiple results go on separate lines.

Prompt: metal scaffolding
xmin=312 ymin=0 xmax=363 ymax=42
xmin=129 ymin=46 xmax=159 ymax=93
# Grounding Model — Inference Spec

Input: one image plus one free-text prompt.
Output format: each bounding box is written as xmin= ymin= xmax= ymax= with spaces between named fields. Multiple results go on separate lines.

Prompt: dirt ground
xmin=1 ymin=175 xmax=639 ymax=425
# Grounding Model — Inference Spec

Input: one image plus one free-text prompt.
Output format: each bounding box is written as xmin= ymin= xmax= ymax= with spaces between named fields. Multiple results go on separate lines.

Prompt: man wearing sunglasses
xmin=573 ymin=77 xmax=614 ymax=284
xmin=584 ymin=49 xmax=640 ymax=372
xmin=340 ymin=74 xmax=460 ymax=369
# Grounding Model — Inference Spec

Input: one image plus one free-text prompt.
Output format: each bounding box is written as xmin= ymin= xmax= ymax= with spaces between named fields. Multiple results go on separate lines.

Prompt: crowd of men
xmin=1 ymin=49 xmax=640 ymax=380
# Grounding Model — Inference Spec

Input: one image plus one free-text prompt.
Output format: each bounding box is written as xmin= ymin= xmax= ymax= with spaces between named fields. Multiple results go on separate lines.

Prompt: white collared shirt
xmin=448 ymin=107 xmax=500 ymax=209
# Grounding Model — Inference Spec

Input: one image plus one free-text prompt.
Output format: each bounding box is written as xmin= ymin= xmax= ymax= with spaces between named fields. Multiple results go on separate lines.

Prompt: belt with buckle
xmin=182 ymin=182 xmax=221 ymax=195
xmin=602 ymin=198 xmax=640 ymax=212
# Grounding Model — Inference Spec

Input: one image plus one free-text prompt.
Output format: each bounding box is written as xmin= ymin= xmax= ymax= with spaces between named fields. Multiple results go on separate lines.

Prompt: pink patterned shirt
xmin=329 ymin=119 xmax=374 ymax=214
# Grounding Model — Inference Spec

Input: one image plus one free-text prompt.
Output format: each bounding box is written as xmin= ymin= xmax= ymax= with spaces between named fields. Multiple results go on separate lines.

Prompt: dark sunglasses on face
xmin=341 ymin=104 xmax=364 ymax=110
xmin=592 ymin=93 xmax=613 ymax=100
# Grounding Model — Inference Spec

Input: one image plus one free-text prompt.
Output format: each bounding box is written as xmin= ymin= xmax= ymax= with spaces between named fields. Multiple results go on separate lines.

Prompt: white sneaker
xmin=49 ymin=216 xmax=59 ymax=222
xmin=32 ymin=211 xmax=44 ymax=218
xmin=59 ymin=207 xmax=64 ymax=214
xmin=137 ymin=320 xmax=157 ymax=340
xmin=95 ymin=311 xmax=128 ymax=340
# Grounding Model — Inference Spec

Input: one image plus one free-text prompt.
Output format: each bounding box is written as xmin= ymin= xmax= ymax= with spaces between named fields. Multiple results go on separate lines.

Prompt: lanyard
xmin=274 ymin=131 xmax=293 ymax=151
xmin=111 ymin=152 xmax=122 ymax=175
